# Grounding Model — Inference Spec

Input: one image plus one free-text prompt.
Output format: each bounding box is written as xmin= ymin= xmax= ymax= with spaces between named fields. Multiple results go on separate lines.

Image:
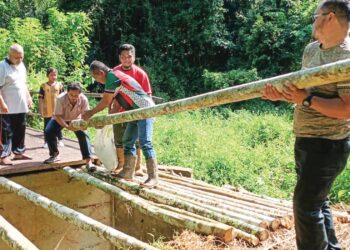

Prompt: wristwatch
xmin=302 ymin=95 xmax=314 ymax=107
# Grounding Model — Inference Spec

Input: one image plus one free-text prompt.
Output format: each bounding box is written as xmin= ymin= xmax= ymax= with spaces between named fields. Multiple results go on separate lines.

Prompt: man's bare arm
xmin=54 ymin=115 xmax=69 ymax=129
xmin=82 ymin=92 xmax=114 ymax=120
xmin=0 ymin=94 xmax=8 ymax=113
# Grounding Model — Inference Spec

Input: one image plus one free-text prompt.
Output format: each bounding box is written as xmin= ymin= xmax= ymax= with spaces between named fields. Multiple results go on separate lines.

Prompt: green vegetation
xmin=28 ymin=104 xmax=349 ymax=203
xmin=0 ymin=7 xmax=91 ymax=91
xmin=3 ymin=0 xmax=349 ymax=203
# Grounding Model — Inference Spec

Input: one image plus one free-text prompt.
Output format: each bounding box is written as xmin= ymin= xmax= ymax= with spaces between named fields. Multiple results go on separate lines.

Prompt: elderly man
xmin=263 ymin=1 xmax=350 ymax=249
xmin=0 ymin=44 xmax=33 ymax=165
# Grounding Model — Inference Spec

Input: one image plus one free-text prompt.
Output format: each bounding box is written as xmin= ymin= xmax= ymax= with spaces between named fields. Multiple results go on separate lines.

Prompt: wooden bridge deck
xmin=0 ymin=128 xmax=91 ymax=176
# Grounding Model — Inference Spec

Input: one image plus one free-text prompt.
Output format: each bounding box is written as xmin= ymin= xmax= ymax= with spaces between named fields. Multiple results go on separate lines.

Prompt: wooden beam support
xmin=0 ymin=177 xmax=158 ymax=250
xmin=0 ymin=215 xmax=39 ymax=250
xmin=62 ymin=167 xmax=233 ymax=243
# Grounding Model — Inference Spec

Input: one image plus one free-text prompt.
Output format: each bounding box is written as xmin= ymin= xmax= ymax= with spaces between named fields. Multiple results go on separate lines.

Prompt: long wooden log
xmin=129 ymin=185 xmax=270 ymax=241
xmin=154 ymin=203 xmax=258 ymax=246
xmin=159 ymin=172 xmax=293 ymax=213
xmin=163 ymin=178 xmax=293 ymax=213
xmin=162 ymin=179 xmax=288 ymax=216
xmin=222 ymin=184 xmax=293 ymax=208
xmin=161 ymin=179 xmax=293 ymax=229
xmin=88 ymin=171 xmax=269 ymax=241
xmin=0 ymin=177 xmax=158 ymax=250
xmin=160 ymin=173 xmax=293 ymax=212
xmin=0 ymin=216 xmax=39 ymax=250
xmin=161 ymin=179 xmax=293 ymax=230
xmin=72 ymin=59 xmax=350 ymax=129
xmin=161 ymin=178 xmax=292 ymax=217
xmin=233 ymin=228 xmax=260 ymax=246
xmin=62 ymin=167 xmax=233 ymax=242
xmin=157 ymin=181 xmax=280 ymax=230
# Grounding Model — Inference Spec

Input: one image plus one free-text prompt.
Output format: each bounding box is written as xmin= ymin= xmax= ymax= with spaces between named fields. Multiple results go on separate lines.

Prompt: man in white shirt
xmin=0 ymin=44 xmax=33 ymax=165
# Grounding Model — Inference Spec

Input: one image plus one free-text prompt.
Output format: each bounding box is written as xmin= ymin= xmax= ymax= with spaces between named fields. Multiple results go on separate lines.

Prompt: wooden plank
xmin=0 ymin=128 xmax=96 ymax=176
xmin=0 ymin=216 xmax=39 ymax=250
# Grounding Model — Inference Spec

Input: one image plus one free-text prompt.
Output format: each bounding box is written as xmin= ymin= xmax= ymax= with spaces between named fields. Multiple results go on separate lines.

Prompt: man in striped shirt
xmin=90 ymin=60 xmax=158 ymax=188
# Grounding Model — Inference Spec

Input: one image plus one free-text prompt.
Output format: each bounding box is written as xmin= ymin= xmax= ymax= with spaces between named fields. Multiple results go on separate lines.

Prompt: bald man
xmin=0 ymin=44 xmax=33 ymax=165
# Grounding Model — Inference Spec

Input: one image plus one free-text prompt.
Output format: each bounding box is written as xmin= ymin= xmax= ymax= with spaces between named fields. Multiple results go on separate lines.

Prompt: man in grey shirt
xmin=0 ymin=44 xmax=33 ymax=165
xmin=263 ymin=1 xmax=350 ymax=249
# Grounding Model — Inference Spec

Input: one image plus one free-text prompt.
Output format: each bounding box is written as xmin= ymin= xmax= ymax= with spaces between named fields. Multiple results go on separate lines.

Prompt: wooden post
xmin=0 ymin=215 xmax=39 ymax=250
xmin=0 ymin=177 xmax=158 ymax=250
xmin=71 ymin=59 xmax=350 ymax=129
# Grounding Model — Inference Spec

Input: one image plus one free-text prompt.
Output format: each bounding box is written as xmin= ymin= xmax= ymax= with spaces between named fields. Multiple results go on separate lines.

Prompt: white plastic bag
xmin=94 ymin=125 xmax=117 ymax=171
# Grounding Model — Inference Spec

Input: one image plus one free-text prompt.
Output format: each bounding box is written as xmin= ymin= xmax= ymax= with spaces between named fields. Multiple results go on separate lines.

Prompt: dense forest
xmin=0 ymin=0 xmax=318 ymax=99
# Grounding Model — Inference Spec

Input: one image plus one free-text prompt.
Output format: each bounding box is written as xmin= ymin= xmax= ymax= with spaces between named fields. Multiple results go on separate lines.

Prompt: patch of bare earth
xmin=163 ymin=205 xmax=350 ymax=250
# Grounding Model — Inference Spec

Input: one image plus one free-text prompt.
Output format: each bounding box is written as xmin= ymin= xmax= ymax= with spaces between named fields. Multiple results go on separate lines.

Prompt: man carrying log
xmin=263 ymin=1 xmax=350 ymax=249
xmin=89 ymin=60 xmax=159 ymax=188
xmin=83 ymin=44 xmax=152 ymax=177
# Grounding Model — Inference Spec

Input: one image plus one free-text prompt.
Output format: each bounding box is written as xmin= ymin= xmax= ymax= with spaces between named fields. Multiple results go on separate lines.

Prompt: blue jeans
xmin=44 ymin=117 xmax=62 ymax=142
xmin=44 ymin=119 xmax=92 ymax=159
xmin=1 ymin=113 xmax=26 ymax=158
xmin=294 ymin=137 xmax=350 ymax=250
xmin=123 ymin=118 xmax=156 ymax=159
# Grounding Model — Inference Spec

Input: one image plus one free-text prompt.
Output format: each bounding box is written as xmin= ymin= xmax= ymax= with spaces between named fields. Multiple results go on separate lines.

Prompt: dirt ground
xmin=163 ymin=205 xmax=350 ymax=250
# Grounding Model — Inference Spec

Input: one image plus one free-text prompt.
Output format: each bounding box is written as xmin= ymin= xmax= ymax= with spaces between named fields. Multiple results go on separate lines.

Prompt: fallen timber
xmin=62 ymin=167 xmax=233 ymax=243
xmin=157 ymin=181 xmax=281 ymax=230
xmin=0 ymin=177 xmax=158 ymax=250
xmin=159 ymin=175 xmax=292 ymax=216
xmin=0 ymin=216 xmax=39 ymax=250
xmin=72 ymin=58 xmax=350 ymax=129
xmin=79 ymin=169 xmax=272 ymax=242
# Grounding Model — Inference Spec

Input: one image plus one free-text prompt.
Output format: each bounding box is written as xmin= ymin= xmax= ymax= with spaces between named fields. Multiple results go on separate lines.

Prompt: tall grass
xmin=153 ymin=107 xmax=296 ymax=199
xmin=28 ymin=99 xmax=349 ymax=203
xmin=153 ymin=106 xmax=349 ymax=203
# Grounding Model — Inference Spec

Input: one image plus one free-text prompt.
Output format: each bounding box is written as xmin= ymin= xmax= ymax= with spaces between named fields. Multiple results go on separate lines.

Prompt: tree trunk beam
xmin=71 ymin=59 xmax=350 ymax=129
xmin=62 ymin=167 xmax=233 ymax=243
xmin=0 ymin=215 xmax=39 ymax=250
xmin=84 ymin=170 xmax=269 ymax=241
xmin=163 ymin=178 xmax=293 ymax=213
xmin=160 ymin=178 xmax=292 ymax=218
xmin=233 ymin=228 xmax=260 ymax=246
xmin=0 ymin=177 xmax=158 ymax=250
xmin=157 ymin=181 xmax=281 ymax=230
xmin=159 ymin=173 xmax=293 ymax=213
xmin=222 ymin=185 xmax=293 ymax=208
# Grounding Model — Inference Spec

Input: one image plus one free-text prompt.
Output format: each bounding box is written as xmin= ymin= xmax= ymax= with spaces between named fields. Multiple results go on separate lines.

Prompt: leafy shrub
xmin=0 ymin=8 xmax=91 ymax=89
xmin=203 ymin=68 xmax=259 ymax=90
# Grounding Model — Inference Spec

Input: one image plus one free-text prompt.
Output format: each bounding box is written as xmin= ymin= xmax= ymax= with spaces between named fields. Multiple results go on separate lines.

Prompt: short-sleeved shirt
xmin=39 ymin=82 xmax=64 ymax=117
xmin=113 ymin=64 xmax=152 ymax=94
xmin=0 ymin=58 xmax=29 ymax=114
xmin=104 ymin=69 xmax=154 ymax=111
xmin=54 ymin=92 xmax=89 ymax=122
xmin=293 ymin=38 xmax=350 ymax=140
